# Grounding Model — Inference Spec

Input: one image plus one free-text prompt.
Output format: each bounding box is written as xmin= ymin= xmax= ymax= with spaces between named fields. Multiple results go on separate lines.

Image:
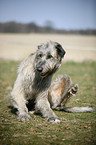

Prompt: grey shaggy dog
xmin=9 ymin=41 xmax=95 ymax=122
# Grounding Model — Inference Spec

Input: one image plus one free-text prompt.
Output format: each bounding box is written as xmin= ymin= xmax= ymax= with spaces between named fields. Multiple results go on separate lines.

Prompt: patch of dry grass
xmin=0 ymin=33 xmax=96 ymax=61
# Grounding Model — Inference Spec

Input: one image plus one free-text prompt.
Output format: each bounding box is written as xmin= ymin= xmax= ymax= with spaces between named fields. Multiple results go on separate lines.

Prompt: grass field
xmin=0 ymin=60 xmax=96 ymax=145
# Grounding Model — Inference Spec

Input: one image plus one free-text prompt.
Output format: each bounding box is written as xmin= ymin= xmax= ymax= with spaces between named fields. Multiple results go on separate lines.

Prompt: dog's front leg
xmin=35 ymin=90 xmax=60 ymax=122
xmin=11 ymin=88 xmax=30 ymax=121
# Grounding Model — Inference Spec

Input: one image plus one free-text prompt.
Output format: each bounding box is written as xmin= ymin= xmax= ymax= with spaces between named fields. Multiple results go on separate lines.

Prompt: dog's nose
xmin=37 ymin=67 xmax=43 ymax=72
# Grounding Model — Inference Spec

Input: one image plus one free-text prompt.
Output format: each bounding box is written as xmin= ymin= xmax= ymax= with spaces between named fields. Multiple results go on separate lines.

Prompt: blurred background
xmin=0 ymin=0 xmax=96 ymax=61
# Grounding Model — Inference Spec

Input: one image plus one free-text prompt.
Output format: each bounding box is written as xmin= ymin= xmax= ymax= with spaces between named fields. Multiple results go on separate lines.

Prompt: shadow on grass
xmin=8 ymin=106 xmax=18 ymax=115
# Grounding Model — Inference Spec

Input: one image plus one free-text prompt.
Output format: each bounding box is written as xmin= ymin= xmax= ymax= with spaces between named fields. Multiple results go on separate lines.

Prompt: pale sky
xmin=0 ymin=0 xmax=96 ymax=30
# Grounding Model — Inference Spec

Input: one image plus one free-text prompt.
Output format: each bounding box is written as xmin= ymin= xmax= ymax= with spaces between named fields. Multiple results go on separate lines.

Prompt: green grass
xmin=0 ymin=60 xmax=96 ymax=145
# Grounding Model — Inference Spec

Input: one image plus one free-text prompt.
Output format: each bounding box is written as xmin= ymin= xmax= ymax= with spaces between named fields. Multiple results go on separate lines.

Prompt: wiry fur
xmin=9 ymin=41 xmax=95 ymax=122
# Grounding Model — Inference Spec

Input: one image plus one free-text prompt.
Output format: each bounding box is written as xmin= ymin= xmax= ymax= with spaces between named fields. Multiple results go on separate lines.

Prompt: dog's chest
xmin=33 ymin=75 xmax=52 ymax=91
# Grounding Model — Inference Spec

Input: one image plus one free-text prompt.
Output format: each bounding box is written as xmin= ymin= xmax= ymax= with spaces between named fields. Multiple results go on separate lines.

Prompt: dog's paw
xmin=18 ymin=113 xmax=30 ymax=122
xmin=47 ymin=117 xmax=60 ymax=123
xmin=68 ymin=84 xmax=79 ymax=96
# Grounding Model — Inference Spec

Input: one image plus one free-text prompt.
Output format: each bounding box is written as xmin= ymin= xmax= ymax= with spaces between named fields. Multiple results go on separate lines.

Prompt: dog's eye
xmin=38 ymin=54 xmax=42 ymax=58
xmin=47 ymin=55 xmax=53 ymax=59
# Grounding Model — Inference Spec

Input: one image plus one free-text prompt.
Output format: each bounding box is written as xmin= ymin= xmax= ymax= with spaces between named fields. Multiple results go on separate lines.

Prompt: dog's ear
xmin=55 ymin=43 xmax=66 ymax=58
xmin=38 ymin=43 xmax=46 ymax=50
xmin=38 ymin=45 xmax=42 ymax=49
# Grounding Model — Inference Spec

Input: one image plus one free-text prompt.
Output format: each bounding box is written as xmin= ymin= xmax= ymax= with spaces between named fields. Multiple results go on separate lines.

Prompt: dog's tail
xmin=56 ymin=106 xmax=95 ymax=113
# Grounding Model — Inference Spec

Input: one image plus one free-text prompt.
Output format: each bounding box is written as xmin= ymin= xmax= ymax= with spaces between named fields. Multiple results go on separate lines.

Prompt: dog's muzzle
xmin=36 ymin=66 xmax=49 ymax=78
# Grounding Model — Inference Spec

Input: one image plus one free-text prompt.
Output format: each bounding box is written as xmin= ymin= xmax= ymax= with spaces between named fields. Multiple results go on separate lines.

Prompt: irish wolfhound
xmin=10 ymin=41 xmax=95 ymax=122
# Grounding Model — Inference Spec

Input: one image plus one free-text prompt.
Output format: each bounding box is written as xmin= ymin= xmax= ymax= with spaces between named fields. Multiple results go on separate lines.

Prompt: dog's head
xmin=34 ymin=41 xmax=66 ymax=78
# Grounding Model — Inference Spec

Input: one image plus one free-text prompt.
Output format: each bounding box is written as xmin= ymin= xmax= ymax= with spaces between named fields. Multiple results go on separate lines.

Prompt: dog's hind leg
xmin=61 ymin=83 xmax=79 ymax=107
xmin=48 ymin=75 xmax=95 ymax=112
xmin=48 ymin=75 xmax=73 ymax=108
